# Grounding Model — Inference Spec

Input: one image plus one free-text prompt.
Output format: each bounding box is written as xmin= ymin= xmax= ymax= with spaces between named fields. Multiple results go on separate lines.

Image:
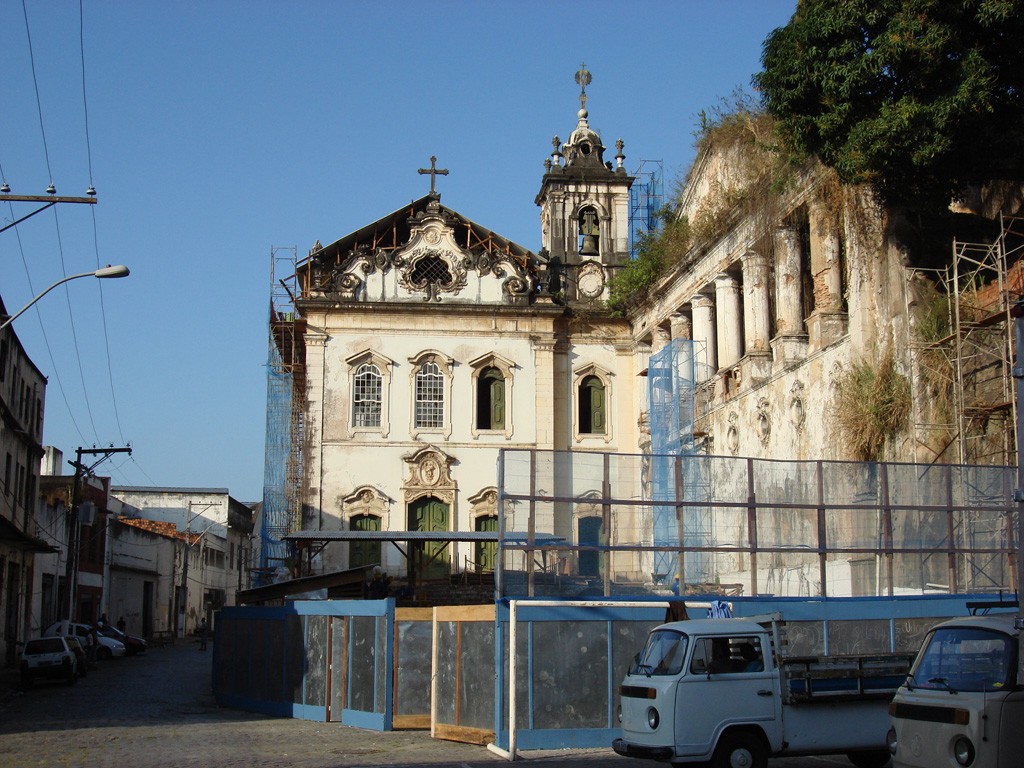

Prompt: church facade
xmin=282 ymin=69 xmax=1017 ymax=595
xmin=290 ymin=72 xmax=642 ymax=579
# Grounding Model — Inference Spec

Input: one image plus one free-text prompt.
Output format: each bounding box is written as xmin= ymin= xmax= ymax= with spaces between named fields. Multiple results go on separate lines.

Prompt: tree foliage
xmin=608 ymin=210 xmax=689 ymax=314
xmin=755 ymin=0 xmax=1024 ymax=210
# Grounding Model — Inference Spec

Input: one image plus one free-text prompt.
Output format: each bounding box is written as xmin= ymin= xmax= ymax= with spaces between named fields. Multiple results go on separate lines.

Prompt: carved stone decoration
xmin=502 ymin=275 xmax=530 ymax=297
xmin=402 ymin=445 xmax=456 ymax=505
xmin=341 ymin=485 xmax=391 ymax=530
xmin=398 ymin=247 xmax=468 ymax=301
xmin=756 ymin=398 xmax=772 ymax=446
xmin=789 ymin=380 xmax=806 ymax=431
xmin=726 ymin=411 xmax=740 ymax=455
xmin=577 ymin=260 xmax=606 ymax=299
xmin=468 ymin=487 xmax=499 ymax=519
xmin=336 ymin=272 xmax=362 ymax=300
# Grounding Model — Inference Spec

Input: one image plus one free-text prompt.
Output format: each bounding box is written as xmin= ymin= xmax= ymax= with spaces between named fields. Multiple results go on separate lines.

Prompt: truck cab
xmin=614 ymin=618 xmax=782 ymax=765
xmin=614 ymin=616 xmax=903 ymax=768
xmin=887 ymin=614 xmax=1023 ymax=768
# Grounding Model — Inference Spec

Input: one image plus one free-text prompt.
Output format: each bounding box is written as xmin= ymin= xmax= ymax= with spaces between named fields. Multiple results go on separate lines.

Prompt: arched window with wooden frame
xmin=579 ymin=375 xmax=606 ymax=434
xmin=468 ymin=352 xmax=515 ymax=439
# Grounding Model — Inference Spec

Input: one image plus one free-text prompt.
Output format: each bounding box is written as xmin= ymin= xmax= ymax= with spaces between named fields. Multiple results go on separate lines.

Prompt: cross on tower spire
xmin=418 ymin=155 xmax=449 ymax=195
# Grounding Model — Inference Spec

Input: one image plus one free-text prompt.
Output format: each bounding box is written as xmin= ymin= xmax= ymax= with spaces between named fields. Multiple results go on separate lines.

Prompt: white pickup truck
xmin=886 ymin=613 xmax=1022 ymax=768
xmin=612 ymin=615 xmax=911 ymax=768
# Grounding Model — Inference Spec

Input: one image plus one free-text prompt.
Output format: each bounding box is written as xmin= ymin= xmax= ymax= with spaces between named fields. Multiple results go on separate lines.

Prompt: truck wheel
xmin=847 ymin=750 xmax=891 ymax=768
xmin=712 ymin=731 xmax=767 ymax=768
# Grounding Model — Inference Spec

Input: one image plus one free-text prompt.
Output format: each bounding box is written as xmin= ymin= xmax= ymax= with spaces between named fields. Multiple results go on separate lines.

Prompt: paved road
xmin=0 ymin=642 xmax=878 ymax=768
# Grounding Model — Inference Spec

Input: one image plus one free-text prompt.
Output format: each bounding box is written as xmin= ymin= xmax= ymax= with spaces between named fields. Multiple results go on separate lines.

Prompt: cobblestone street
xmin=0 ymin=641 xmax=869 ymax=768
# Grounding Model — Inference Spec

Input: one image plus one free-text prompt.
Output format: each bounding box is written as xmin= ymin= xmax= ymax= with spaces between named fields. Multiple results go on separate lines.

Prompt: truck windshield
xmin=910 ymin=626 xmax=1015 ymax=693
xmin=631 ymin=629 xmax=688 ymax=676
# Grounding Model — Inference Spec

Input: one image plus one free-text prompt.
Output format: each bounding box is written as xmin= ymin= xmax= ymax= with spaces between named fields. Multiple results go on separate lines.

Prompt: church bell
xmin=579 ymin=234 xmax=599 ymax=256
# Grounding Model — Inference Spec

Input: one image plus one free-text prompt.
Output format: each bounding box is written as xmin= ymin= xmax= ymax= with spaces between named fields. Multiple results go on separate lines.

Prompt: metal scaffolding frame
xmin=909 ymin=215 xmax=1024 ymax=467
xmin=628 ymin=159 xmax=664 ymax=259
xmin=259 ymin=245 xmax=304 ymax=585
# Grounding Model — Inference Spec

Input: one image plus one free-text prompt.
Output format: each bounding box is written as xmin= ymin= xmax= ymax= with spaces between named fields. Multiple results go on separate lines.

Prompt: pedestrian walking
xmin=198 ymin=618 xmax=209 ymax=651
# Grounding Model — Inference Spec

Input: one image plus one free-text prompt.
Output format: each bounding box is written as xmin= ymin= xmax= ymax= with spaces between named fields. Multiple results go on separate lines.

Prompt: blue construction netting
xmin=647 ymin=338 xmax=712 ymax=585
xmin=259 ymin=340 xmax=293 ymax=586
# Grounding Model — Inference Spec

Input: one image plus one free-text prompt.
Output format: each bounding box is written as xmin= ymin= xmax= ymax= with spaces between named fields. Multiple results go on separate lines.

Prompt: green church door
xmin=475 ymin=515 xmax=498 ymax=572
xmin=409 ymin=496 xmax=450 ymax=580
xmin=349 ymin=514 xmax=381 ymax=569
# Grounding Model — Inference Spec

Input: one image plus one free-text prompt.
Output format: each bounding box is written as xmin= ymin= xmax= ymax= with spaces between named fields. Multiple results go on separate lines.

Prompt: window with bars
xmin=415 ymin=361 xmax=444 ymax=429
xmin=353 ymin=363 xmax=382 ymax=427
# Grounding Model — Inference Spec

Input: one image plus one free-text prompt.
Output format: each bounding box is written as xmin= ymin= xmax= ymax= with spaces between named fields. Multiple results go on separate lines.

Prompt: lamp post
xmin=0 ymin=265 xmax=130 ymax=331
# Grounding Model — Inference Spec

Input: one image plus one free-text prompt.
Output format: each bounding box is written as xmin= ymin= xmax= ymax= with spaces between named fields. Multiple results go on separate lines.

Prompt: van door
xmin=674 ymin=635 xmax=781 ymax=757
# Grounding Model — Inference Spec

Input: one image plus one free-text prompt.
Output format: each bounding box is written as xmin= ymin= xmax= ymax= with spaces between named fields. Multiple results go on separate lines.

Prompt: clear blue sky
xmin=0 ymin=1 xmax=795 ymax=502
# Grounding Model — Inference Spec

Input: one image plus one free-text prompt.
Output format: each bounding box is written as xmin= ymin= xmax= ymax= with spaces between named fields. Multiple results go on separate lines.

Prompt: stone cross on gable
xmin=418 ymin=155 xmax=449 ymax=194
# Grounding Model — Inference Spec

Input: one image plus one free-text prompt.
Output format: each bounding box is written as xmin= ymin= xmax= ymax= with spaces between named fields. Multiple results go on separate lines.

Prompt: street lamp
xmin=0 ymin=264 xmax=130 ymax=331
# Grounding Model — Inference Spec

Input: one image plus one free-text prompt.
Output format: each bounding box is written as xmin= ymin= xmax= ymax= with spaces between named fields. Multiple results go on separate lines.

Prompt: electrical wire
xmin=78 ymin=0 xmax=127 ymax=445
xmin=3 ymin=198 xmax=88 ymax=444
xmin=20 ymin=0 xmax=55 ymax=189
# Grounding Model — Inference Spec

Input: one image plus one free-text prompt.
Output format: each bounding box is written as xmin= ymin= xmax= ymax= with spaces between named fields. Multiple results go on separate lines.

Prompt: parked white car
xmin=20 ymin=636 xmax=80 ymax=686
xmin=44 ymin=620 xmax=126 ymax=660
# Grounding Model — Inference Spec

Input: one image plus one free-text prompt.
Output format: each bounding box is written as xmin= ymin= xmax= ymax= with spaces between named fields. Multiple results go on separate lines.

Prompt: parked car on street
xmin=97 ymin=623 xmax=146 ymax=655
xmin=43 ymin=620 xmax=126 ymax=660
xmin=20 ymin=636 xmax=79 ymax=686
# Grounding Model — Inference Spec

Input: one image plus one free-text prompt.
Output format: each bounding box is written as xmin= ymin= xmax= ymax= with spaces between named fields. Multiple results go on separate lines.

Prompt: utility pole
xmin=63 ymin=445 xmax=132 ymax=621
xmin=178 ymin=501 xmax=216 ymax=638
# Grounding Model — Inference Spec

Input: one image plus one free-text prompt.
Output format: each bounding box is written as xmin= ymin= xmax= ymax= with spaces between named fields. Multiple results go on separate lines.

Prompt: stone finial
xmin=615 ymin=138 xmax=625 ymax=169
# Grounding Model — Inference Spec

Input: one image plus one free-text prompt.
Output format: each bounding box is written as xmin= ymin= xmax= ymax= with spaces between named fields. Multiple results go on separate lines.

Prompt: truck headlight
xmin=953 ymin=737 xmax=974 ymax=766
xmin=886 ymin=727 xmax=897 ymax=755
xmin=646 ymin=707 xmax=659 ymax=729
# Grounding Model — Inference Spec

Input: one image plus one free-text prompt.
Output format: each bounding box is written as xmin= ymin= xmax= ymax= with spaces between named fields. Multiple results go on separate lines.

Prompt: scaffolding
xmin=259 ymin=245 xmax=304 ymax=585
xmin=646 ymin=339 xmax=713 ymax=585
xmin=910 ymin=215 xmax=1024 ymax=466
xmin=628 ymin=159 xmax=664 ymax=259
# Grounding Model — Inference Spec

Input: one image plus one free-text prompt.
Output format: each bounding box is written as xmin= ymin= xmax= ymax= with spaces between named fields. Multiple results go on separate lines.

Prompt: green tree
xmin=755 ymin=0 xmax=1024 ymax=210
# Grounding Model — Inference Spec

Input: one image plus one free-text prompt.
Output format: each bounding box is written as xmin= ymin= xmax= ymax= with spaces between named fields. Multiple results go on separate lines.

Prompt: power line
xmin=20 ymin=0 xmax=55 ymax=189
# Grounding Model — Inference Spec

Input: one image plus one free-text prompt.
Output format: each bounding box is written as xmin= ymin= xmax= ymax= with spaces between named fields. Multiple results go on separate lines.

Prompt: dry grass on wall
xmin=834 ymin=349 xmax=912 ymax=461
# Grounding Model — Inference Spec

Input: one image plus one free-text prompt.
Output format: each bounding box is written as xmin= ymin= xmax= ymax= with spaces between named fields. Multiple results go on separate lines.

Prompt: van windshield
xmin=631 ymin=629 xmax=688 ymax=676
xmin=910 ymin=626 xmax=1015 ymax=693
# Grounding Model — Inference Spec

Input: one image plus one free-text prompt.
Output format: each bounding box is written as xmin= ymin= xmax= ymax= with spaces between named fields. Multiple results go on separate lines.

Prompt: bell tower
xmin=536 ymin=64 xmax=633 ymax=301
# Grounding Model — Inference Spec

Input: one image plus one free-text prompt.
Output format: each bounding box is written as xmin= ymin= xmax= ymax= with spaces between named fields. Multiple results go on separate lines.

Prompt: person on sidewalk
xmin=198 ymin=618 xmax=209 ymax=651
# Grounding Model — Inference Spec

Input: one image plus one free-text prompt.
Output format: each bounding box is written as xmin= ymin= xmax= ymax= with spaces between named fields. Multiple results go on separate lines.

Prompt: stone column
xmin=652 ymin=325 xmax=671 ymax=355
xmin=690 ymin=294 xmax=716 ymax=382
xmin=740 ymin=250 xmax=773 ymax=382
xmin=714 ymin=274 xmax=742 ymax=369
xmin=740 ymin=251 xmax=771 ymax=354
xmin=806 ymin=199 xmax=848 ymax=351
xmin=772 ymin=224 xmax=809 ymax=365
xmin=669 ymin=313 xmax=692 ymax=341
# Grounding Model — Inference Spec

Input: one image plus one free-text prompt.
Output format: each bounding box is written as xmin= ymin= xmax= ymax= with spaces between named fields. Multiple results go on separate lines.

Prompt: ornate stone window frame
xmin=345 ymin=350 xmax=394 ymax=438
xmin=409 ymin=350 xmax=454 ymax=440
xmin=342 ymin=485 xmax=392 ymax=531
xmin=468 ymin=352 xmax=515 ymax=439
xmin=573 ymin=362 xmax=613 ymax=444
xmin=401 ymin=445 xmax=456 ymax=509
